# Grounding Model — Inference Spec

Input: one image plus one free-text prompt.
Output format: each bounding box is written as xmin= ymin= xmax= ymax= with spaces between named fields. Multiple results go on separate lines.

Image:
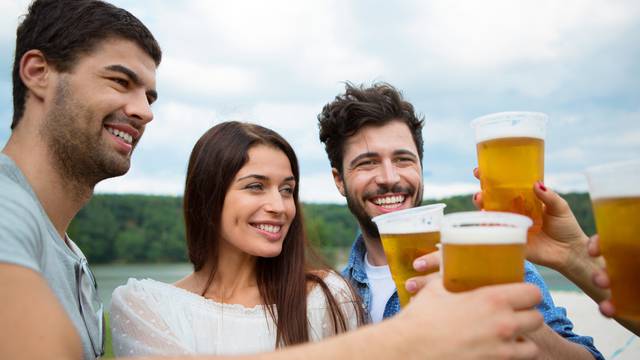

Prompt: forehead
xmin=237 ymin=145 xmax=294 ymax=178
xmin=73 ymin=38 xmax=157 ymax=88
xmin=342 ymin=120 xmax=418 ymax=160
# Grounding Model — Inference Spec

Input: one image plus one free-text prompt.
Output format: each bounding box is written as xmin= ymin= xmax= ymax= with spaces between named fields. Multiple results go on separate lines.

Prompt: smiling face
xmin=42 ymin=38 xmax=157 ymax=185
xmin=219 ymin=144 xmax=297 ymax=258
xmin=333 ymin=120 xmax=423 ymax=238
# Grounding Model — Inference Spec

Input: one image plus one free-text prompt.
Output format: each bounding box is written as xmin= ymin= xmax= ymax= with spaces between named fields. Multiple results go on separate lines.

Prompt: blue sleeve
xmin=524 ymin=261 xmax=604 ymax=360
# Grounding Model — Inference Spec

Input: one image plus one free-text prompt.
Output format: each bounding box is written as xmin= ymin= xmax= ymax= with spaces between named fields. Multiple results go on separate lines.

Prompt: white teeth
xmin=106 ymin=127 xmax=133 ymax=144
xmin=373 ymin=195 xmax=405 ymax=206
xmin=256 ymin=224 xmax=281 ymax=233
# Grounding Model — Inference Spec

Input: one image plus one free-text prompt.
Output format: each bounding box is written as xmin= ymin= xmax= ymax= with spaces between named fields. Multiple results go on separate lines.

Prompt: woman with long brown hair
xmin=110 ymin=121 xmax=364 ymax=356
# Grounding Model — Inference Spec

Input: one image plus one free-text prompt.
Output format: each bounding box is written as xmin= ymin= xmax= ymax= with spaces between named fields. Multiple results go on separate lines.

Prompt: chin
xmin=257 ymin=246 xmax=284 ymax=258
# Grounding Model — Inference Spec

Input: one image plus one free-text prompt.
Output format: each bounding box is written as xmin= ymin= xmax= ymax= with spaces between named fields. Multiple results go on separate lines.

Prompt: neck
xmin=196 ymin=246 xmax=260 ymax=306
xmin=361 ymin=229 xmax=387 ymax=266
xmin=3 ymin=133 xmax=92 ymax=240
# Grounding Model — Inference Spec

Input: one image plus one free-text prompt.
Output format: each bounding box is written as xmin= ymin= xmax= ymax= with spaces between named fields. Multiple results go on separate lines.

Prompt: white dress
xmin=110 ymin=272 xmax=360 ymax=357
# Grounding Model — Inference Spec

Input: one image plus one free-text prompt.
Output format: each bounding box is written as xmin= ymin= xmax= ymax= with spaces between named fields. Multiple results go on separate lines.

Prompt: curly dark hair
xmin=317 ymin=82 xmax=425 ymax=174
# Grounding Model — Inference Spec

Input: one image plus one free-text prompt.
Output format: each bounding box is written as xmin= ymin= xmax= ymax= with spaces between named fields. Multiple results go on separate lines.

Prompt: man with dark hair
xmin=1 ymin=0 xmax=161 ymax=358
xmin=0 ymin=1 xmax=547 ymax=359
xmin=318 ymin=82 xmax=603 ymax=359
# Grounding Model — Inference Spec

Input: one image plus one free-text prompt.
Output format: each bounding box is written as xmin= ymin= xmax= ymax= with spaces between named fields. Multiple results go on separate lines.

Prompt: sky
xmin=1 ymin=0 xmax=638 ymax=203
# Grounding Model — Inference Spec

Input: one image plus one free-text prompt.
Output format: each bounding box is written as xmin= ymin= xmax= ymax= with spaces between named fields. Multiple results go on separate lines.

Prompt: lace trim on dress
xmin=128 ymin=278 xmax=273 ymax=316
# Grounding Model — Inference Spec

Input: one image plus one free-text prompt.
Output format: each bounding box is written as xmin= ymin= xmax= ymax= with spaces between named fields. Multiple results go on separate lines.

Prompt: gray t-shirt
xmin=0 ymin=154 xmax=97 ymax=359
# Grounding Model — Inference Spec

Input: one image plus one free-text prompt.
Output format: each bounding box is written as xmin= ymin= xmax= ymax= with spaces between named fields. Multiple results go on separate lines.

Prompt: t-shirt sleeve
xmin=0 ymin=180 xmax=43 ymax=272
xmin=525 ymin=261 xmax=604 ymax=360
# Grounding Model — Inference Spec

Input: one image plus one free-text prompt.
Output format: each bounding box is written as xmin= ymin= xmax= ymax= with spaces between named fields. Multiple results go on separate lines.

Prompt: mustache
xmin=102 ymin=112 xmax=142 ymax=132
xmin=363 ymin=184 xmax=415 ymax=198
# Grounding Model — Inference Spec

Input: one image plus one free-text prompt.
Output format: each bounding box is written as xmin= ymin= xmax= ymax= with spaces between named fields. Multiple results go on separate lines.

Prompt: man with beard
xmin=318 ymin=82 xmax=603 ymax=359
xmin=0 ymin=1 xmax=549 ymax=360
xmin=0 ymin=0 xmax=161 ymax=358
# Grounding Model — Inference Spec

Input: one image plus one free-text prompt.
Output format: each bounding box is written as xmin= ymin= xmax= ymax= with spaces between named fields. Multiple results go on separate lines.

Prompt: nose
xmin=123 ymin=89 xmax=154 ymax=124
xmin=375 ymin=159 xmax=400 ymax=186
xmin=264 ymin=189 xmax=286 ymax=215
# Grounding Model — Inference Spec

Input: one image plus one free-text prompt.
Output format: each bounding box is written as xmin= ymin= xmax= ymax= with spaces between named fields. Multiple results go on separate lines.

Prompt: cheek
xmin=286 ymin=200 xmax=296 ymax=220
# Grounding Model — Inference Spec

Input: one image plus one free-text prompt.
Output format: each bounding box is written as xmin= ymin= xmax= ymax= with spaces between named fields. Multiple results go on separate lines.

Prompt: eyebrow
xmin=348 ymin=149 xmax=418 ymax=168
xmin=105 ymin=64 xmax=158 ymax=104
xmin=237 ymin=174 xmax=296 ymax=182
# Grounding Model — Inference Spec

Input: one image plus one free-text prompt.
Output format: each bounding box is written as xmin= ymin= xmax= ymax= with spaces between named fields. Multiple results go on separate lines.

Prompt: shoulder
xmin=0 ymin=174 xmax=41 ymax=221
xmin=111 ymin=278 xmax=167 ymax=310
xmin=0 ymin=175 xmax=46 ymax=271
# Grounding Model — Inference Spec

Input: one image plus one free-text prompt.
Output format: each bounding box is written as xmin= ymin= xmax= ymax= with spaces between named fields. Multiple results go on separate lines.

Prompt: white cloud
xmin=95 ymin=171 xmax=184 ymax=195
xmin=141 ymin=101 xmax=219 ymax=153
xmin=159 ymin=57 xmax=258 ymax=97
xmin=299 ymin=172 xmax=345 ymax=203
xmin=545 ymin=171 xmax=589 ymax=193
xmin=548 ymin=147 xmax=585 ymax=164
xmin=423 ymin=182 xmax=479 ymax=199
xmin=424 ymin=116 xmax=476 ymax=154
xmin=407 ymin=0 xmax=638 ymax=69
xmin=0 ymin=1 xmax=27 ymax=45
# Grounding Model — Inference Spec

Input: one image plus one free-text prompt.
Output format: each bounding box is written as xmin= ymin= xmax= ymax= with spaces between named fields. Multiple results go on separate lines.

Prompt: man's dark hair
xmin=318 ymin=82 xmax=425 ymax=174
xmin=11 ymin=0 xmax=162 ymax=129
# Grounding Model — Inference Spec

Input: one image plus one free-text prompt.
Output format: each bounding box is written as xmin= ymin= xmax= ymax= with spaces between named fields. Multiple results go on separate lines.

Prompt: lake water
xmin=93 ymin=262 xmax=580 ymax=308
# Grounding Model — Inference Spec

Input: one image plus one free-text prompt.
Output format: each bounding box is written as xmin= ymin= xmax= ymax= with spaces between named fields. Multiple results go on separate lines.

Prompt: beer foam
xmin=373 ymin=203 xmax=446 ymax=234
xmin=441 ymin=226 xmax=527 ymax=244
xmin=586 ymin=159 xmax=640 ymax=200
xmin=471 ymin=112 xmax=547 ymax=143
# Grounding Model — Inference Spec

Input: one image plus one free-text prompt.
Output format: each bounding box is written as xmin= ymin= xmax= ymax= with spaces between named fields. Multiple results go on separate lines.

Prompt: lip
xmin=104 ymin=127 xmax=133 ymax=155
xmin=250 ymin=221 xmax=286 ymax=242
xmin=104 ymin=123 xmax=141 ymax=141
xmin=367 ymin=193 xmax=411 ymax=215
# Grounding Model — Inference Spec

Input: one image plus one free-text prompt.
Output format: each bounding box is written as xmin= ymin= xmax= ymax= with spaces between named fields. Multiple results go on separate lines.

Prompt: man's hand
xmin=398 ymin=272 xmax=543 ymax=359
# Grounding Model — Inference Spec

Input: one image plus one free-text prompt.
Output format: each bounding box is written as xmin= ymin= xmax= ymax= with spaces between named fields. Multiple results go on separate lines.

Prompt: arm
xmin=0 ymin=263 xmax=83 ymax=360
xmin=409 ymin=241 xmax=602 ymax=358
xmin=161 ymin=276 xmax=543 ymax=360
xmin=524 ymin=324 xmax=594 ymax=360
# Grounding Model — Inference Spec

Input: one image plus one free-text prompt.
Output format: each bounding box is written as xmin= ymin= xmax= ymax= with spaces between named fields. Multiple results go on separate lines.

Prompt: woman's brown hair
xmin=183 ymin=121 xmax=365 ymax=346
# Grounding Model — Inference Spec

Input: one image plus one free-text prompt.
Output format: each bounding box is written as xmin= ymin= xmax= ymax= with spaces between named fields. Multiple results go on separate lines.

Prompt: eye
xmin=357 ymin=159 xmax=378 ymax=168
xmin=110 ymin=77 xmax=130 ymax=87
xmin=280 ymin=185 xmax=294 ymax=196
xmin=395 ymin=157 xmax=415 ymax=164
xmin=245 ymin=183 xmax=264 ymax=191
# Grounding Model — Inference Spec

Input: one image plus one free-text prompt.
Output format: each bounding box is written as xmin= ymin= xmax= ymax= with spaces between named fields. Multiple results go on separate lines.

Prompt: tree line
xmin=69 ymin=193 xmax=596 ymax=266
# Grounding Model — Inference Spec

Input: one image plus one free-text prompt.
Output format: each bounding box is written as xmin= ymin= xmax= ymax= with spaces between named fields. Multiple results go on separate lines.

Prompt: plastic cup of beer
xmin=586 ymin=159 xmax=640 ymax=320
xmin=372 ymin=203 xmax=446 ymax=307
xmin=441 ymin=211 xmax=531 ymax=292
xmin=471 ymin=112 xmax=547 ymax=233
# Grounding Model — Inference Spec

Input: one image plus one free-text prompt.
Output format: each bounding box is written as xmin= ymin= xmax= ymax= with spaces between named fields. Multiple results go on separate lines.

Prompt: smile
xmin=105 ymin=126 xmax=133 ymax=144
xmin=252 ymin=223 xmax=282 ymax=234
xmin=371 ymin=195 xmax=406 ymax=209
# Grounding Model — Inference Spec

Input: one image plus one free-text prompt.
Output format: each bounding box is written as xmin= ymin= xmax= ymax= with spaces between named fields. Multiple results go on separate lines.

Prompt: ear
xmin=332 ymin=168 xmax=346 ymax=197
xmin=19 ymin=49 xmax=52 ymax=101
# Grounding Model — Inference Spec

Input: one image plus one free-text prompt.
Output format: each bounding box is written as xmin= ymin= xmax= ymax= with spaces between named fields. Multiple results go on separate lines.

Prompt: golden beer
xmin=443 ymin=243 xmax=525 ymax=292
xmin=477 ymin=137 xmax=544 ymax=233
xmin=380 ymin=231 xmax=440 ymax=307
xmin=592 ymin=196 xmax=640 ymax=320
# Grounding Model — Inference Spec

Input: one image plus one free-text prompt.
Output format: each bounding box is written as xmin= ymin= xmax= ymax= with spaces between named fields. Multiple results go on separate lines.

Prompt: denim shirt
xmin=342 ymin=234 xmax=604 ymax=360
